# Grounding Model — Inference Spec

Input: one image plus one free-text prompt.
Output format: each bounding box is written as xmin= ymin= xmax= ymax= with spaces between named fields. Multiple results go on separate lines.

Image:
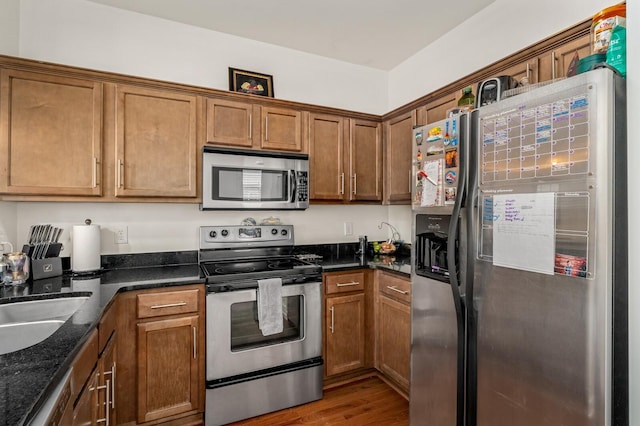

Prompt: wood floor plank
xmin=229 ymin=377 xmax=408 ymax=426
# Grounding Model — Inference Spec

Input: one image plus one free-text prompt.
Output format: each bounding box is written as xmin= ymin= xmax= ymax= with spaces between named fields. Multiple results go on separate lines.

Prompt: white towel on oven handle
xmin=257 ymin=278 xmax=283 ymax=336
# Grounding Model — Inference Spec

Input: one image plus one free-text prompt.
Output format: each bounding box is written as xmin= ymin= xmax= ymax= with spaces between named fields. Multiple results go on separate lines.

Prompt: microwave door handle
xmin=290 ymin=170 xmax=296 ymax=202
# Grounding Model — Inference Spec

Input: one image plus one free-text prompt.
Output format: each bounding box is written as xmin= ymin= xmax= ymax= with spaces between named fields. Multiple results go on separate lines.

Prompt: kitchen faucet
xmin=378 ymin=222 xmax=401 ymax=242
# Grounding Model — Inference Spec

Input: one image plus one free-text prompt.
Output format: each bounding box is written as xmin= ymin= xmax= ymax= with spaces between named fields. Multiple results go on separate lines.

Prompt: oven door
xmin=206 ymin=281 xmax=322 ymax=381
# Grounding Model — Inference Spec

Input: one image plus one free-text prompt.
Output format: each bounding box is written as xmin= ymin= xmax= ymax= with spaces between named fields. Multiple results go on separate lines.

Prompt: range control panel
xmin=199 ymin=225 xmax=294 ymax=249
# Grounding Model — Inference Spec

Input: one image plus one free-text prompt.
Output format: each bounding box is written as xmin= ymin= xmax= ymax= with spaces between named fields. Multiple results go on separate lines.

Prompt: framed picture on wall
xmin=228 ymin=67 xmax=274 ymax=97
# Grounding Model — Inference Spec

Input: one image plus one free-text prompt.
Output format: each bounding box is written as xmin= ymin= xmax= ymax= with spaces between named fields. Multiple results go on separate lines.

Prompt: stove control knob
xmin=221 ymin=229 xmax=229 ymax=237
xmin=281 ymin=229 xmax=288 ymax=236
xmin=209 ymin=230 xmax=217 ymax=238
xmin=271 ymin=228 xmax=278 ymax=235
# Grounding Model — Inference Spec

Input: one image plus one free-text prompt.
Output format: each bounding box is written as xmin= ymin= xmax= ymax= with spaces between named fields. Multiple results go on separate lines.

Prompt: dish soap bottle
xmin=457 ymin=87 xmax=475 ymax=109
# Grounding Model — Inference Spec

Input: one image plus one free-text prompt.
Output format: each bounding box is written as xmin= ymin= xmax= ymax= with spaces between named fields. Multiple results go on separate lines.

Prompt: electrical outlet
xmin=115 ymin=226 xmax=128 ymax=244
xmin=344 ymin=222 xmax=354 ymax=236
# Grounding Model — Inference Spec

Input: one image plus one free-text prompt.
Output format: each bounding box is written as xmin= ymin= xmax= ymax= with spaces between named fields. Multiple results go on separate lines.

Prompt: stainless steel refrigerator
xmin=410 ymin=67 xmax=628 ymax=426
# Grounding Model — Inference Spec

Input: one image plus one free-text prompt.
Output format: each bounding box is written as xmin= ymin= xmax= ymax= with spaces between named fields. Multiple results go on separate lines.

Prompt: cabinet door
xmin=541 ymin=34 xmax=591 ymax=81
xmin=73 ymin=367 xmax=99 ymax=426
xmin=378 ymin=294 xmax=411 ymax=391
xmin=0 ymin=69 xmax=103 ymax=196
xmin=501 ymin=58 xmax=540 ymax=86
xmin=421 ymin=92 xmax=458 ymax=124
xmin=384 ymin=111 xmax=416 ymax=204
xmin=115 ymin=85 xmax=198 ymax=198
xmin=99 ymin=335 xmax=117 ymax=426
xmin=325 ymin=293 xmax=366 ymax=376
xmin=309 ymin=113 xmax=345 ymax=201
xmin=260 ymin=106 xmax=303 ymax=151
xmin=206 ymin=98 xmax=255 ymax=148
xmin=350 ymin=119 xmax=382 ymax=201
xmin=137 ymin=315 xmax=200 ymax=423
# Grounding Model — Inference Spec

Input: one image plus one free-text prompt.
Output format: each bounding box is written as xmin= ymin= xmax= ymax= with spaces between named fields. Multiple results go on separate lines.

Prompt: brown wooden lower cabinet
xmin=378 ymin=294 xmax=411 ymax=392
xmin=117 ymin=284 xmax=205 ymax=425
xmin=136 ymin=315 xmax=200 ymax=423
xmin=375 ymin=270 xmax=411 ymax=396
xmin=325 ymin=292 xmax=366 ymax=376
xmin=73 ymin=365 xmax=100 ymax=425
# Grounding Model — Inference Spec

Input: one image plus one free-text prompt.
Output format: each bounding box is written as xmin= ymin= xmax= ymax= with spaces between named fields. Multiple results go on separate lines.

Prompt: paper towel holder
xmin=72 ymin=218 xmax=102 ymax=275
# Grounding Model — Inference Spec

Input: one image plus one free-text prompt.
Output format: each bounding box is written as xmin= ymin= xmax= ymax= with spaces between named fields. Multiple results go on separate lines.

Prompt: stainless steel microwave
xmin=201 ymin=147 xmax=309 ymax=210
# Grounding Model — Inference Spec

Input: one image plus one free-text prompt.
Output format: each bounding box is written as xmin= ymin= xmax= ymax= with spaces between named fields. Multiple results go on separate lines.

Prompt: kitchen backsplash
xmin=1 ymin=202 xmax=411 ymax=256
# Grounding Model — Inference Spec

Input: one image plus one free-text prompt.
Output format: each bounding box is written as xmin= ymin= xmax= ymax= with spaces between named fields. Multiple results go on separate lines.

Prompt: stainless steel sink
xmin=0 ymin=320 xmax=66 ymax=355
xmin=0 ymin=296 xmax=89 ymax=325
xmin=0 ymin=296 xmax=89 ymax=354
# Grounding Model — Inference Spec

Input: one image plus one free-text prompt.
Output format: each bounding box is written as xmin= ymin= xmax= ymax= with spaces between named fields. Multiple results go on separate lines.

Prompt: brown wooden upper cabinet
xmin=384 ymin=111 xmax=416 ymax=204
xmin=206 ymin=98 xmax=304 ymax=152
xmin=417 ymin=92 xmax=458 ymax=126
xmin=349 ymin=119 xmax=382 ymax=201
xmin=206 ymin=98 xmax=255 ymax=148
xmin=501 ymin=58 xmax=540 ymax=87
xmin=540 ymin=33 xmax=591 ymax=81
xmin=309 ymin=113 xmax=345 ymax=201
xmin=309 ymin=113 xmax=381 ymax=202
xmin=114 ymin=84 xmax=198 ymax=198
xmin=0 ymin=69 xmax=103 ymax=196
xmin=261 ymin=106 xmax=303 ymax=152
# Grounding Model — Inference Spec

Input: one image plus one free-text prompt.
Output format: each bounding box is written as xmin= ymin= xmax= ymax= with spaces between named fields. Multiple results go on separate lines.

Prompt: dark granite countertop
xmin=0 ymin=245 xmax=411 ymax=425
xmin=295 ymin=242 xmax=412 ymax=276
xmin=0 ymin=252 xmax=203 ymax=426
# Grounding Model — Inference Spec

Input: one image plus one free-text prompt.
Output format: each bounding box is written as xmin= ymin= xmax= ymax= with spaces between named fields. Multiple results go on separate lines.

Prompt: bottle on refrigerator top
xmin=457 ymin=87 xmax=475 ymax=107
xmin=591 ymin=3 xmax=626 ymax=54
xmin=606 ymin=24 xmax=626 ymax=77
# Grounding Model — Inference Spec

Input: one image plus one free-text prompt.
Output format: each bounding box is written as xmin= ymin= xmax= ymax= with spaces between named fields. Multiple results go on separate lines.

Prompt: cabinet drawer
xmin=137 ymin=289 xmax=199 ymax=319
xmin=325 ymin=271 xmax=365 ymax=294
xmin=379 ymin=273 xmax=411 ymax=304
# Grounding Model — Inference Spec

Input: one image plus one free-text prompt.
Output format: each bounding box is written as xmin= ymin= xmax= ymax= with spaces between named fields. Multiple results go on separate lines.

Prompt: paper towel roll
xmin=72 ymin=224 xmax=101 ymax=272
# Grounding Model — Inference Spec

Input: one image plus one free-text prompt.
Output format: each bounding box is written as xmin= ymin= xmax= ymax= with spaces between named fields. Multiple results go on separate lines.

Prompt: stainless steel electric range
xmin=199 ymin=225 xmax=323 ymax=425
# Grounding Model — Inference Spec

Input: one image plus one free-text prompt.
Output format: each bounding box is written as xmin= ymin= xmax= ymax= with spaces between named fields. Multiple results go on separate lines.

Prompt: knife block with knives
xmin=24 ymin=224 xmax=64 ymax=280
xmin=23 ymin=244 xmax=63 ymax=280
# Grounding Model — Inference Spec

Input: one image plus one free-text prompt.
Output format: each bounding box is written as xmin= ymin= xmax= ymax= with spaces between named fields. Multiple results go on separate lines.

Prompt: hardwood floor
xmin=229 ymin=377 xmax=409 ymax=425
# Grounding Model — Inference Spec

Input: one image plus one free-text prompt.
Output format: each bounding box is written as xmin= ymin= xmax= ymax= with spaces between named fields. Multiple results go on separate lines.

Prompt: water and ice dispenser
xmin=414 ymin=214 xmax=457 ymax=280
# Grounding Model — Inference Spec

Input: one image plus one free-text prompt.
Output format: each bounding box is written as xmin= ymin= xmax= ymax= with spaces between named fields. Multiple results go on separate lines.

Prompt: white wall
xmin=0 ymin=0 xmax=19 ymax=56
xmin=14 ymin=203 xmax=394 ymax=255
xmin=388 ymin=0 xmax=617 ymax=110
xmin=17 ymin=0 xmax=387 ymax=115
xmin=0 ymin=202 xmax=18 ymax=248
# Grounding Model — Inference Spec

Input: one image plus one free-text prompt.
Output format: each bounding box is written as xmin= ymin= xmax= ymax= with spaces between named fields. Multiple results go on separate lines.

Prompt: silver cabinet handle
xmin=340 ymin=173 xmax=345 ymax=195
xmin=92 ymin=157 xmax=98 ymax=188
xmin=249 ymin=114 xmax=252 ymax=139
xmin=352 ymin=174 xmax=357 ymax=195
xmin=551 ymin=51 xmax=556 ymax=80
xmin=117 ymin=159 xmax=123 ymax=188
xmin=103 ymin=364 xmax=116 ymax=409
xmin=193 ymin=326 xmax=197 ymax=359
xmin=150 ymin=301 xmax=187 ymax=309
xmin=526 ymin=63 xmax=531 ymax=83
xmin=265 ymin=116 xmax=269 ymax=141
xmin=104 ymin=379 xmax=110 ymax=426
xmin=330 ymin=306 xmax=335 ymax=334
xmin=336 ymin=281 xmax=360 ymax=287
xmin=94 ymin=375 xmax=108 ymax=424
xmin=386 ymin=285 xmax=409 ymax=295
xmin=409 ymin=169 xmax=413 ymax=194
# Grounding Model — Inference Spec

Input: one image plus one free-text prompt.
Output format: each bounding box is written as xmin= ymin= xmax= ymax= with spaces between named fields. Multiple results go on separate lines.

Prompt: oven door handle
xmin=290 ymin=170 xmax=296 ymax=203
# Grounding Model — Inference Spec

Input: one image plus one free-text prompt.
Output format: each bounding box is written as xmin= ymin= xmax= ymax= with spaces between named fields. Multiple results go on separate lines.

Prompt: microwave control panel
xmin=297 ymin=171 xmax=308 ymax=201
